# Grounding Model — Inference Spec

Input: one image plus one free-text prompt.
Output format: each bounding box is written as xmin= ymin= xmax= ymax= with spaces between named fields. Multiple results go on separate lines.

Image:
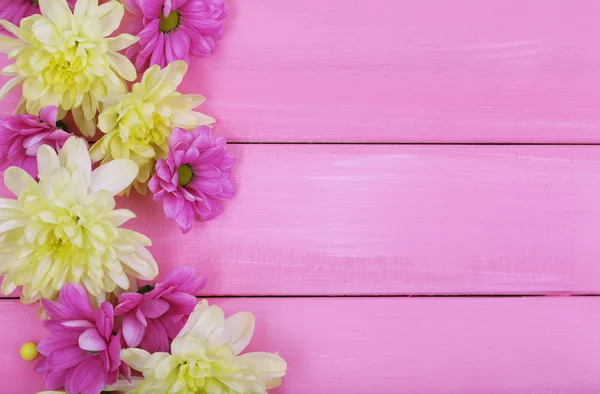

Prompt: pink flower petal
xmin=139 ymin=319 xmax=170 ymax=353
xmin=38 ymin=330 xmax=80 ymax=356
xmin=58 ymin=283 xmax=96 ymax=322
xmin=115 ymin=292 xmax=143 ymax=315
xmin=96 ymin=302 xmax=114 ymax=339
xmin=163 ymin=192 xmax=185 ymax=219
xmin=121 ymin=312 xmax=146 ymax=348
xmin=79 ymin=328 xmax=108 ymax=352
xmin=65 ymin=356 xmax=107 ymax=394
xmin=45 ymin=368 xmax=69 ymax=391
xmin=162 ymin=292 xmax=198 ymax=315
xmin=47 ymin=346 xmax=89 ymax=371
xmin=140 ymin=298 xmax=170 ymax=318
xmin=39 ymin=106 xmax=58 ymax=126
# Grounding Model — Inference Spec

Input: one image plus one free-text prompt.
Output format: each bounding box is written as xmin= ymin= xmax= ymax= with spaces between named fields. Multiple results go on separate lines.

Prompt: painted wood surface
xmin=1 ymin=297 xmax=599 ymax=393
xmin=3 ymin=0 xmax=600 ymax=143
xmin=4 ymin=144 xmax=600 ymax=296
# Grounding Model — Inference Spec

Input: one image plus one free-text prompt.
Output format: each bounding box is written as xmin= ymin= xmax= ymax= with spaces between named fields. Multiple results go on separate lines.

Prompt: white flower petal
xmin=224 ymin=312 xmax=255 ymax=355
xmin=104 ymin=377 xmax=143 ymax=392
xmin=39 ymin=0 xmax=73 ymax=31
xmin=120 ymin=348 xmax=151 ymax=371
xmin=118 ymin=246 xmax=158 ymax=280
xmin=74 ymin=0 xmax=98 ymax=17
xmin=37 ymin=145 xmax=60 ymax=177
xmin=236 ymin=352 xmax=288 ymax=389
xmin=58 ymin=137 xmax=91 ymax=186
xmin=0 ymin=20 xmax=21 ymax=38
xmin=187 ymin=305 xmax=226 ymax=346
xmin=0 ymin=219 xmax=26 ymax=234
xmin=107 ymin=51 xmax=137 ymax=81
xmin=0 ymin=36 xmax=23 ymax=53
xmin=97 ymin=1 xmax=124 ymax=37
xmin=72 ymin=106 xmax=97 ymax=137
xmin=107 ymin=34 xmax=139 ymax=52
xmin=4 ymin=167 xmax=37 ymax=196
xmin=90 ymin=159 xmax=138 ymax=196
xmin=0 ymin=76 xmax=24 ymax=100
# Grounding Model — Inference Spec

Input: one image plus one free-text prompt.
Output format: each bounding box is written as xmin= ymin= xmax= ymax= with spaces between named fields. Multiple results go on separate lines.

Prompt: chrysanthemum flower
xmin=124 ymin=0 xmax=228 ymax=71
xmin=0 ymin=0 xmax=139 ymax=137
xmin=90 ymin=60 xmax=214 ymax=194
xmin=0 ymin=105 xmax=70 ymax=178
xmin=149 ymin=126 xmax=235 ymax=233
xmin=0 ymin=0 xmax=76 ymax=33
xmin=0 ymin=136 xmax=158 ymax=303
xmin=35 ymin=283 xmax=130 ymax=394
xmin=115 ymin=267 xmax=206 ymax=353
xmin=121 ymin=300 xmax=287 ymax=394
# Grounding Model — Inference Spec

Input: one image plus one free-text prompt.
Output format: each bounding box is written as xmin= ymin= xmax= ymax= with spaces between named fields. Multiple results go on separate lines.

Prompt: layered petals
xmin=0 ymin=0 xmax=138 ymax=136
xmin=149 ymin=126 xmax=235 ymax=233
xmin=121 ymin=300 xmax=286 ymax=394
xmin=125 ymin=0 xmax=229 ymax=71
xmin=0 ymin=136 xmax=157 ymax=303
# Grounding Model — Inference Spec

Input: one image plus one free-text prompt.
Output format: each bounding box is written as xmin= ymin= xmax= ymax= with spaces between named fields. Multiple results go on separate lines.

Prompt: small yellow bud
xmin=20 ymin=342 xmax=38 ymax=361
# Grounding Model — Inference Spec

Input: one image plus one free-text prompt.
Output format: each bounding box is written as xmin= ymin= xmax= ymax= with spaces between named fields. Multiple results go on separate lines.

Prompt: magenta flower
xmin=0 ymin=105 xmax=70 ymax=177
xmin=115 ymin=267 xmax=206 ymax=353
xmin=124 ymin=0 xmax=229 ymax=71
xmin=35 ymin=284 xmax=130 ymax=394
xmin=149 ymin=126 xmax=236 ymax=233
xmin=0 ymin=0 xmax=76 ymax=34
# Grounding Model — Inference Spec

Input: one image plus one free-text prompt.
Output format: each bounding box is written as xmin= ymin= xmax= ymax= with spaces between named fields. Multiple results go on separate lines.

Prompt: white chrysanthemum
xmin=121 ymin=300 xmax=287 ymax=394
xmin=0 ymin=137 xmax=158 ymax=303
xmin=90 ymin=60 xmax=214 ymax=194
xmin=0 ymin=0 xmax=139 ymax=136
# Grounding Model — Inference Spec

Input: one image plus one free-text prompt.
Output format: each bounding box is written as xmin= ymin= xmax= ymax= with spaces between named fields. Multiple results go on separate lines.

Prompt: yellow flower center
xmin=159 ymin=10 xmax=181 ymax=33
xmin=44 ymin=57 xmax=84 ymax=89
xmin=178 ymin=164 xmax=193 ymax=186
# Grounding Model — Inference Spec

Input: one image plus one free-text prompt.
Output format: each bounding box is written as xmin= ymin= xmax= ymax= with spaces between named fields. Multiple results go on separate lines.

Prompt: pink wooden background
xmin=2 ymin=0 xmax=600 ymax=392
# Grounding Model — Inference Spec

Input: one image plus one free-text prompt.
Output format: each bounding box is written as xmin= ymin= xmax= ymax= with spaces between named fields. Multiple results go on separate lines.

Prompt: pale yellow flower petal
xmin=37 ymin=145 xmax=60 ymax=177
xmin=0 ymin=76 xmax=24 ymax=100
xmin=39 ymin=0 xmax=73 ymax=31
xmin=58 ymin=137 xmax=91 ymax=185
xmin=4 ymin=167 xmax=36 ymax=195
xmin=121 ymin=348 xmax=152 ymax=371
xmin=90 ymin=159 xmax=139 ymax=195
xmin=107 ymin=34 xmax=140 ymax=52
xmin=74 ymin=0 xmax=99 ymax=17
xmin=237 ymin=352 xmax=288 ymax=389
xmin=108 ymin=51 xmax=137 ymax=81
xmin=224 ymin=312 xmax=255 ymax=355
xmin=98 ymin=1 xmax=124 ymax=36
xmin=0 ymin=36 xmax=23 ymax=53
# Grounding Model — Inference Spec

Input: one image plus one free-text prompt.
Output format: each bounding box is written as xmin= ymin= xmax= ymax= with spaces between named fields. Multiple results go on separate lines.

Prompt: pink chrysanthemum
xmin=124 ymin=0 xmax=228 ymax=71
xmin=0 ymin=0 xmax=76 ymax=33
xmin=115 ymin=267 xmax=206 ymax=353
xmin=149 ymin=126 xmax=236 ymax=233
xmin=35 ymin=283 xmax=130 ymax=394
xmin=0 ymin=105 xmax=70 ymax=178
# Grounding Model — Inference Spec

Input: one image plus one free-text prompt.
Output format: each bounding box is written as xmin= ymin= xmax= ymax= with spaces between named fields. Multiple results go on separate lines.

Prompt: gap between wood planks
xmin=228 ymin=141 xmax=600 ymax=146
xmin=2 ymin=295 xmax=599 ymax=300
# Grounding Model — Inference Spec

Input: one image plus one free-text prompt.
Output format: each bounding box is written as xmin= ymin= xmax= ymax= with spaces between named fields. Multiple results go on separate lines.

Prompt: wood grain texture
xmin=3 ymin=144 xmax=600 ymax=296
xmin=1 ymin=297 xmax=599 ymax=393
xmin=3 ymin=0 xmax=600 ymax=143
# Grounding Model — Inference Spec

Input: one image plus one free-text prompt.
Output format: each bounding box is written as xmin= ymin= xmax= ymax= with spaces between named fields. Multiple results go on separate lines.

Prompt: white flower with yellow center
xmin=90 ymin=60 xmax=215 ymax=194
xmin=0 ymin=0 xmax=139 ymax=137
xmin=121 ymin=300 xmax=287 ymax=394
xmin=0 ymin=137 xmax=158 ymax=303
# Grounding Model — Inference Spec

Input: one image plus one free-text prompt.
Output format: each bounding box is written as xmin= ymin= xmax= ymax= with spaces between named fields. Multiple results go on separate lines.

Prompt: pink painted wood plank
xmin=3 ymin=1 xmax=600 ymax=142
xmin=3 ymin=145 xmax=600 ymax=295
xmin=1 ymin=297 xmax=598 ymax=393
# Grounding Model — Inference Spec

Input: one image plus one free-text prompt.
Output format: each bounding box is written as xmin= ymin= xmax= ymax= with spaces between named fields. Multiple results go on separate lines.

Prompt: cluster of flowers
xmin=0 ymin=0 xmax=287 ymax=393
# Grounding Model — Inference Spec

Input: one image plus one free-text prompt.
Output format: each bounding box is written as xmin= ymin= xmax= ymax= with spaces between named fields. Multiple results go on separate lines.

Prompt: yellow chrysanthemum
xmin=0 ymin=0 xmax=138 ymax=137
xmin=0 ymin=137 xmax=158 ymax=303
xmin=121 ymin=300 xmax=287 ymax=394
xmin=89 ymin=60 xmax=214 ymax=194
